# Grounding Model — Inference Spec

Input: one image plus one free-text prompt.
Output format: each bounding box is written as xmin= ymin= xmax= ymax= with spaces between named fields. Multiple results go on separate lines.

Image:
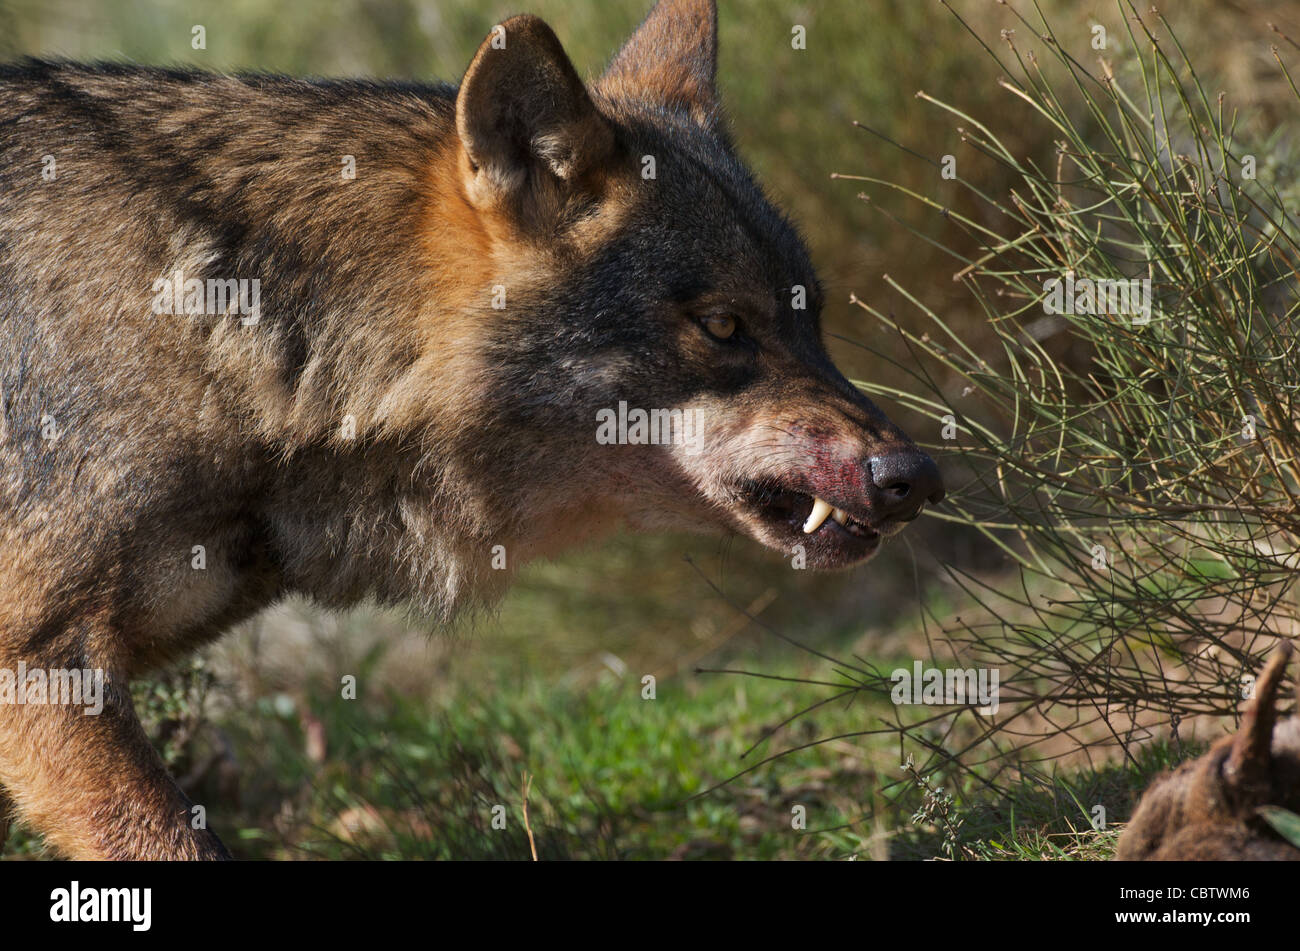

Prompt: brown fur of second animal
xmin=1117 ymin=641 xmax=1300 ymax=860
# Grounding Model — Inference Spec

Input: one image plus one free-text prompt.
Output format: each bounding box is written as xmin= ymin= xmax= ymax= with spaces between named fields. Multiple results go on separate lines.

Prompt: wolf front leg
xmin=0 ymin=664 xmax=231 ymax=860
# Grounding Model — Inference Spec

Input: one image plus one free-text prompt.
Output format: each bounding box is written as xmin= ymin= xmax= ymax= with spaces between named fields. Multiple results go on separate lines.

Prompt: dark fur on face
xmin=0 ymin=0 xmax=941 ymax=858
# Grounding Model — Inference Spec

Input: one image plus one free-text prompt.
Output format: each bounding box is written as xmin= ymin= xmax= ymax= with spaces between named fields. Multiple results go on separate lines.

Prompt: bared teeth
xmin=832 ymin=508 xmax=849 ymax=525
xmin=803 ymin=497 xmax=834 ymax=534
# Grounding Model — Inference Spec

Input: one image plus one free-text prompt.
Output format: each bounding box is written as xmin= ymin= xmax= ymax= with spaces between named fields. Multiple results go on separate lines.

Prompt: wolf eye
xmin=700 ymin=314 xmax=737 ymax=340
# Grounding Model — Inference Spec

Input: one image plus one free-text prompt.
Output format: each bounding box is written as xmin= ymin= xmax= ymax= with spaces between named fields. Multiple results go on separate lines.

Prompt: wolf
xmin=0 ymin=0 xmax=943 ymax=859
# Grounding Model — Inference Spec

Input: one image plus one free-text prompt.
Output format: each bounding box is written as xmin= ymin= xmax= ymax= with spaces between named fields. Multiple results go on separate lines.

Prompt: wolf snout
xmin=868 ymin=449 xmax=944 ymax=522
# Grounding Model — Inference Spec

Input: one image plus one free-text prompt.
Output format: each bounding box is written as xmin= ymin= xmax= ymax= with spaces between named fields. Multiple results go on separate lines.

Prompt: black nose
xmin=868 ymin=450 xmax=945 ymax=521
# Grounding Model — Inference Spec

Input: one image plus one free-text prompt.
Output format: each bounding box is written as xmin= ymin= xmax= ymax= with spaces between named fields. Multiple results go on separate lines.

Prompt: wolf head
xmin=442 ymin=0 xmax=942 ymax=571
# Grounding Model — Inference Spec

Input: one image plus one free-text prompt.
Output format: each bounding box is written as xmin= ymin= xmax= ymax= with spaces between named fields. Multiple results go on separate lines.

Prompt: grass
xmin=2 ymin=600 xmax=1196 ymax=860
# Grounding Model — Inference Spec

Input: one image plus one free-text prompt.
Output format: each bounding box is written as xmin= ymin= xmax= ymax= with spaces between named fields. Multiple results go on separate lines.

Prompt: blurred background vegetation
xmin=1 ymin=0 xmax=1297 ymax=859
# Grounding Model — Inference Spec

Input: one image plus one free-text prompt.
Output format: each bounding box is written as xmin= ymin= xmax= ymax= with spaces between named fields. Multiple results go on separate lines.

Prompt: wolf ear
xmin=597 ymin=0 xmax=719 ymax=128
xmin=456 ymin=15 xmax=614 ymax=212
xmin=1224 ymin=642 xmax=1292 ymax=799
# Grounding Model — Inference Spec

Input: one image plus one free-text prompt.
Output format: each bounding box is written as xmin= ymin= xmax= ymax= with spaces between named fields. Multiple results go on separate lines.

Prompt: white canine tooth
xmin=803 ymin=497 xmax=834 ymax=534
xmin=832 ymin=508 xmax=849 ymax=525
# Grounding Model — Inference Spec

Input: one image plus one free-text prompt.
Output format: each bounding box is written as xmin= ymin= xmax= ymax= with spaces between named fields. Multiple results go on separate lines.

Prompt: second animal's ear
xmin=1224 ymin=641 xmax=1293 ymax=800
xmin=597 ymin=0 xmax=719 ymax=129
xmin=456 ymin=15 xmax=614 ymax=215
